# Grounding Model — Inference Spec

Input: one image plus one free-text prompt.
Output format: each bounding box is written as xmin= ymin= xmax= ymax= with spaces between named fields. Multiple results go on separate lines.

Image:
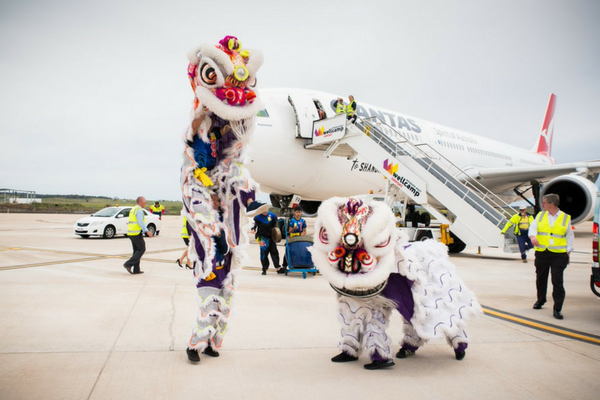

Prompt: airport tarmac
xmin=1 ymin=213 xmax=600 ymax=400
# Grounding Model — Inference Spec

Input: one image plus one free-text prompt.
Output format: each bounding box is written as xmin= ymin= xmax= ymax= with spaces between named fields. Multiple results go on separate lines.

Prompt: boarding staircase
xmin=305 ymin=115 xmax=516 ymax=248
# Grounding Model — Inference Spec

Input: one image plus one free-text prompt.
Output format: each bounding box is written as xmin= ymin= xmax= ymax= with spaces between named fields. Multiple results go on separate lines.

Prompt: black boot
xmin=186 ymin=348 xmax=200 ymax=363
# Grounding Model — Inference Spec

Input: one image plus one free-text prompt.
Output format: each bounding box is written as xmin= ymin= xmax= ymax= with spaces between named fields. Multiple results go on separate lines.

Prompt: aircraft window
xmin=257 ymin=109 xmax=270 ymax=117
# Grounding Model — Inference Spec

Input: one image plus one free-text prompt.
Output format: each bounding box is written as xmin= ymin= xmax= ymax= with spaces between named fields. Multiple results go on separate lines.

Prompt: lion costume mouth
xmin=329 ymin=279 xmax=388 ymax=298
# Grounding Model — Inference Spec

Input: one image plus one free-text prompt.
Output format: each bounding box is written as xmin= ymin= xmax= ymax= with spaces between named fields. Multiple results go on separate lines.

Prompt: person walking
xmin=252 ymin=209 xmax=284 ymax=275
xmin=501 ymin=205 xmax=534 ymax=262
xmin=124 ymin=196 xmax=153 ymax=275
xmin=528 ymin=193 xmax=573 ymax=319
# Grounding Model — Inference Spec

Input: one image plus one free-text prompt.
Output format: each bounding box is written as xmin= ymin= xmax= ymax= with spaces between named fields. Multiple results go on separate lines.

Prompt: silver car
xmin=74 ymin=206 xmax=161 ymax=239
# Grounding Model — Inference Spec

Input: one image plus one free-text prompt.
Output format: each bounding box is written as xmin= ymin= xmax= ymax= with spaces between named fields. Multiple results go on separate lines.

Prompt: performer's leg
xmin=257 ymin=237 xmax=271 ymax=273
xmin=445 ymin=330 xmax=470 ymax=360
xmin=188 ymin=286 xmax=221 ymax=354
xmin=397 ymin=321 xmax=424 ymax=358
xmin=363 ymin=306 xmax=394 ymax=361
xmin=268 ymin=239 xmax=281 ymax=270
xmin=333 ymin=297 xmax=362 ymax=361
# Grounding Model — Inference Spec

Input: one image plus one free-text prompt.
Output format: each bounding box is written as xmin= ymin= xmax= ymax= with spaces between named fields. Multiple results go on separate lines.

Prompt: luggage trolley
xmin=281 ymin=220 xmax=318 ymax=279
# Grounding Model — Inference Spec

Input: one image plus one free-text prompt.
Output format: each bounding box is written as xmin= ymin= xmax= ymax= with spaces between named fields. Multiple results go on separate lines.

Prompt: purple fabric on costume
xmin=196 ymin=253 xmax=232 ymax=289
xmin=402 ymin=343 xmax=419 ymax=352
xmin=381 ymin=273 xmax=415 ymax=321
xmin=455 ymin=342 xmax=468 ymax=353
xmin=240 ymin=189 xmax=254 ymax=208
xmin=371 ymin=351 xmax=386 ymax=362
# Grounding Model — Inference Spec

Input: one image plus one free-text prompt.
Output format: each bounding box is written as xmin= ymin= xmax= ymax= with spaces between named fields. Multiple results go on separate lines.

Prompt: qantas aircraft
xmin=248 ymin=88 xmax=600 ymax=226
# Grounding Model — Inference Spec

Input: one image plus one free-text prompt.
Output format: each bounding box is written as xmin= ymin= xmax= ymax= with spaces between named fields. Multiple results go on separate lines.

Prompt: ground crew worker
xmin=124 ymin=196 xmax=153 ymax=275
xmin=346 ymin=95 xmax=357 ymax=123
xmin=528 ymin=193 xmax=573 ymax=320
xmin=501 ymin=205 xmax=534 ymax=263
xmin=334 ymin=97 xmax=346 ymax=115
xmin=150 ymin=201 xmax=165 ymax=219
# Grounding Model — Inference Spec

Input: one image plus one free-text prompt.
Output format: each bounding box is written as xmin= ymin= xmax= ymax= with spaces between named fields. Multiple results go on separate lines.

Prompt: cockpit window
xmin=257 ymin=109 xmax=270 ymax=117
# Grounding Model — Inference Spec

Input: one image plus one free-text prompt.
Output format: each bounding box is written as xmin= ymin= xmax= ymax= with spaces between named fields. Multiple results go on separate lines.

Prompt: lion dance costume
xmin=181 ymin=36 xmax=266 ymax=362
xmin=311 ymin=197 xmax=482 ymax=369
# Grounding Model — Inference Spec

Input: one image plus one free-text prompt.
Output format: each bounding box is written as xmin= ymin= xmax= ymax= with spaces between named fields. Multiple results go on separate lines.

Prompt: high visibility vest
xmin=336 ymin=102 xmax=346 ymax=114
xmin=501 ymin=213 xmax=533 ymax=235
xmin=534 ymin=211 xmax=570 ymax=253
xmin=151 ymin=205 xmax=164 ymax=213
xmin=127 ymin=205 xmax=145 ymax=236
xmin=346 ymin=100 xmax=356 ymax=116
xmin=181 ymin=217 xmax=189 ymax=239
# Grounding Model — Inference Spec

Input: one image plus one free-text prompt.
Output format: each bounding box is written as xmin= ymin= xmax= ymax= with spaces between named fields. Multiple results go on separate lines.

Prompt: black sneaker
xmin=277 ymin=267 xmax=286 ymax=274
xmin=246 ymin=201 xmax=270 ymax=216
xmin=203 ymin=345 xmax=220 ymax=357
xmin=331 ymin=352 xmax=358 ymax=363
xmin=261 ymin=271 xmax=266 ymax=275
xmin=186 ymin=348 xmax=200 ymax=362
xmin=396 ymin=348 xmax=415 ymax=359
xmin=455 ymin=351 xmax=466 ymax=360
xmin=364 ymin=359 xmax=395 ymax=370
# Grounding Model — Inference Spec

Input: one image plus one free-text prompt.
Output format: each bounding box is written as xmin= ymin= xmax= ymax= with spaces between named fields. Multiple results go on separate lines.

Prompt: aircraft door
xmin=287 ymin=93 xmax=322 ymax=139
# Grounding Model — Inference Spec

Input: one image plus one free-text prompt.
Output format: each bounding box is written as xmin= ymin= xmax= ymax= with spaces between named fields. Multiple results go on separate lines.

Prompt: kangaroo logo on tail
xmin=534 ymin=94 xmax=556 ymax=160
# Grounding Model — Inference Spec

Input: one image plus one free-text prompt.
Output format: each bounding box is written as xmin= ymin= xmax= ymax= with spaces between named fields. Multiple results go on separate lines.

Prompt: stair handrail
xmin=353 ymin=116 xmax=516 ymax=223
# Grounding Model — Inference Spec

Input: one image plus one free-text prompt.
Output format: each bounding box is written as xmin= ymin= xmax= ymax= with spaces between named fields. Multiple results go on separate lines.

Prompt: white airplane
xmin=248 ymin=88 xmax=600 ymax=228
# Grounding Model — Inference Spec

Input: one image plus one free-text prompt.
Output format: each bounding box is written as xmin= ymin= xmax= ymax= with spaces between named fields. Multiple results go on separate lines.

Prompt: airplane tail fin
xmin=532 ymin=93 xmax=556 ymax=160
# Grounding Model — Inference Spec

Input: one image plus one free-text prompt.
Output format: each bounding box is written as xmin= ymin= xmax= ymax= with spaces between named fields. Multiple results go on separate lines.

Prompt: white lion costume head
xmin=312 ymin=197 xmax=397 ymax=297
xmin=186 ymin=35 xmax=264 ymax=121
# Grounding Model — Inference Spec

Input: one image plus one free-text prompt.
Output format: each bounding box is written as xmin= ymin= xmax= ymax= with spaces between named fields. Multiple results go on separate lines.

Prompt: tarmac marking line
xmin=483 ymin=305 xmax=600 ymax=346
xmin=0 ymin=248 xmax=186 ymax=271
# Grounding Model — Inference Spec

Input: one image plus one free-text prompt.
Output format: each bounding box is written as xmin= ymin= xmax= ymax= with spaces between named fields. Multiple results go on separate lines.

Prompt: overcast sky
xmin=1 ymin=0 xmax=599 ymax=201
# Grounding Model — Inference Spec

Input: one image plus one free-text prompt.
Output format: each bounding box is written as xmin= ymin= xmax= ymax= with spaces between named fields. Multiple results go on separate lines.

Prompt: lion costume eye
xmin=319 ymin=227 xmax=328 ymax=244
xmin=200 ymin=63 xmax=217 ymax=85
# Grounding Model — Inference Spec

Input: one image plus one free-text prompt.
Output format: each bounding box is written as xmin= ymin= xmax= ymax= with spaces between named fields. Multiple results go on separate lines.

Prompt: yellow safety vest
xmin=127 ymin=205 xmax=145 ymax=236
xmin=346 ymin=100 xmax=356 ymax=116
xmin=181 ymin=217 xmax=189 ymax=239
xmin=501 ymin=213 xmax=533 ymax=235
xmin=336 ymin=102 xmax=346 ymax=114
xmin=151 ymin=205 xmax=164 ymax=213
xmin=534 ymin=211 xmax=570 ymax=253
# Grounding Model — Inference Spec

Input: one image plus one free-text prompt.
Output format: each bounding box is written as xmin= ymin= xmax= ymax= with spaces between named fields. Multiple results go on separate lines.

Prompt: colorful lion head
xmin=187 ymin=35 xmax=264 ymax=120
xmin=311 ymin=197 xmax=397 ymax=298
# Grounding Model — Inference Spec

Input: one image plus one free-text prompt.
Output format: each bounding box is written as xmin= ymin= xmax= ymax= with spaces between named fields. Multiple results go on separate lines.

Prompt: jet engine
xmin=540 ymin=174 xmax=598 ymax=224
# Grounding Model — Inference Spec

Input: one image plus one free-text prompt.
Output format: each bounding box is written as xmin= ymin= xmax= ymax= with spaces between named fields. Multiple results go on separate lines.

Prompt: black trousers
xmin=125 ymin=234 xmax=146 ymax=273
xmin=260 ymin=238 xmax=280 ymax=272
xmin=534 ymin=250 xmax=569 ymax=311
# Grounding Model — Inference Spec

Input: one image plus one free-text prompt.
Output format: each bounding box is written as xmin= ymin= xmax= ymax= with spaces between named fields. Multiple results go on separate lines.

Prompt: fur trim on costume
xmin=183 ymin=36 xmax=263 ymax=353
xmin=313 ymin=196 xmax=482 ymax=363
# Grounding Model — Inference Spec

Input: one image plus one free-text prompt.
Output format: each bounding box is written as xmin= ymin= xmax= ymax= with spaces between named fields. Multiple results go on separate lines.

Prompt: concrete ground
xmin=1 ymin=213 xmax=600 ymax=400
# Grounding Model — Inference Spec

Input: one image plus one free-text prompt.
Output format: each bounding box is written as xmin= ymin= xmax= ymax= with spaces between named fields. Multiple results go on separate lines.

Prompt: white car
xmin=74 ymin=206 xmax=161 ymax=239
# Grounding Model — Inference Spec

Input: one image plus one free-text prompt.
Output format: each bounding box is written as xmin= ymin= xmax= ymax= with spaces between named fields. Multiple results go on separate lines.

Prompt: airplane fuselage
xmin=249 ymin=88 xmax=554 ymax=203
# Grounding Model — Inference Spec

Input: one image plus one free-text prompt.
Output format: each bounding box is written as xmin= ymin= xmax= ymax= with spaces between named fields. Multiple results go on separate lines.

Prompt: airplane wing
xmin=465 ymin=160 xmax=600 ymax=191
